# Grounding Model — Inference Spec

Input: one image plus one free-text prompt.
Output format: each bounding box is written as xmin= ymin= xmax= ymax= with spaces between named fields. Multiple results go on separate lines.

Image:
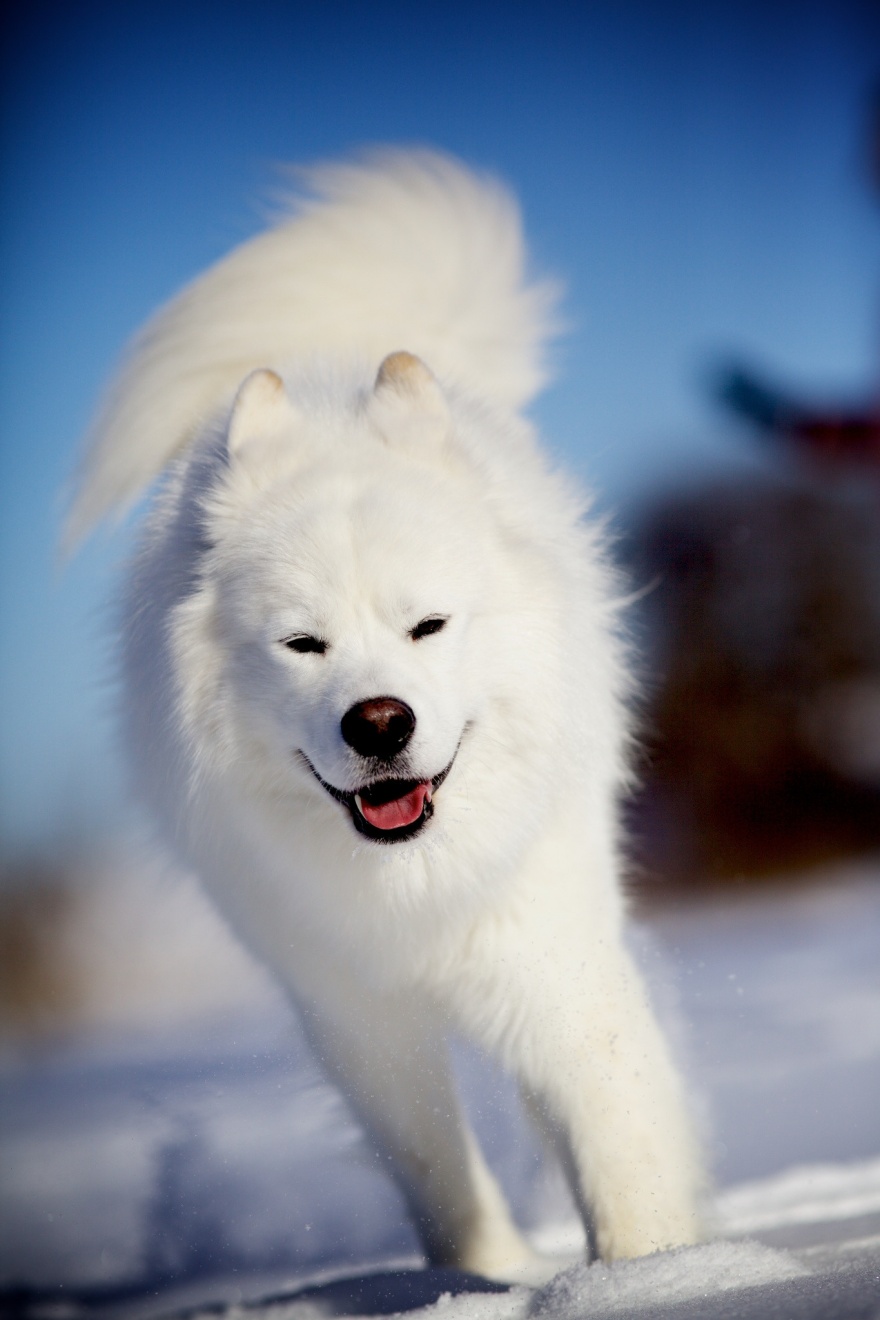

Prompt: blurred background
xmin=2 ymin=1 xmax=880 ymax=1314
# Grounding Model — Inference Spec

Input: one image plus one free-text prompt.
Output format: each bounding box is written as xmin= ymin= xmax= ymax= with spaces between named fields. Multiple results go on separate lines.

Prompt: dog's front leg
xmin=440 ymin=891 xmax=704 ymax=1261
xmin=288 ymin=956 xmax=538 ymax=1280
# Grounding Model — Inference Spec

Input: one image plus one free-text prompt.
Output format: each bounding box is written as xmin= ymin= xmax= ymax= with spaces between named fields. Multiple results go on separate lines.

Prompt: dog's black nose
xmin=341 ymin=697 xmax=416 ymax=761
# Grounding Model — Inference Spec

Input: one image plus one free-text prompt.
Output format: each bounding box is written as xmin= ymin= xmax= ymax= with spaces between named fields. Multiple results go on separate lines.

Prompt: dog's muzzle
xmin=298 ymin=750 xmax=458 ymax=843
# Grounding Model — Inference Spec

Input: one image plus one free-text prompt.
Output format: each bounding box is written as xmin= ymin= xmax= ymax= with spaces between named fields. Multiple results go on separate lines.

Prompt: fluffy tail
xmin=66 ymin=149 xmax=561 ymax=546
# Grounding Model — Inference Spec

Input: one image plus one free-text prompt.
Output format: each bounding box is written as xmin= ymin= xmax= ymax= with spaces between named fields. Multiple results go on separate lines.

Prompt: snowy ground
xmin=1 ymin=859 xmax=879 ymax=1318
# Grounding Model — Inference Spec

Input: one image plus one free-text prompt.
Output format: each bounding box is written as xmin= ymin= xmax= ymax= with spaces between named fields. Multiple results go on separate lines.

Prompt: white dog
xmin=69 ymin=151 xmax=703 ymax=1278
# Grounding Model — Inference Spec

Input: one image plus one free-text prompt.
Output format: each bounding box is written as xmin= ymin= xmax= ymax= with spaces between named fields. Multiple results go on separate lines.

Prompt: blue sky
xmin=1 ymin=1 xmax=878 ymax=856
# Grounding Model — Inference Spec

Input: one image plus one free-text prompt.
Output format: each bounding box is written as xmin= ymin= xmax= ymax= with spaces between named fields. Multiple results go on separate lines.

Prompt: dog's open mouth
xmin=300 ymin=756 xmax=456 ymax=843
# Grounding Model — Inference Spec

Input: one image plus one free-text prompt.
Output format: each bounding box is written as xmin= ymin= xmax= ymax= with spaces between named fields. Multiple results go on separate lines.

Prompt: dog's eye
xmin=410 ymin=616 xmax=448 ymax=641
xmin=281 ymin=635 xmax=327 ymax=654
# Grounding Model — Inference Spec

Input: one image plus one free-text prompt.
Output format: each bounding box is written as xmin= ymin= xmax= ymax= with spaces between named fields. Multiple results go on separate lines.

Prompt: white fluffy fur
xmin=72 ymin=151 xmax=703 ymax=1276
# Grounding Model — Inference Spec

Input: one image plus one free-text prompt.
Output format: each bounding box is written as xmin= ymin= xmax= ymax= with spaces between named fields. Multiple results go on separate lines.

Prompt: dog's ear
xmin=227 ymin=369 xmax=299 ymax=457
xmin=369 ymin=352 xmax=449 ymax=448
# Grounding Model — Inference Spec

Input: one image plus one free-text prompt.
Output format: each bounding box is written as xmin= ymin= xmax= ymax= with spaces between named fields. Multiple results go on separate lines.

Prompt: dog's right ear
xmin=369 ymin=352 xmax=450 ymax=449
xmin=226 ymin=369 xmax=299 ymax=458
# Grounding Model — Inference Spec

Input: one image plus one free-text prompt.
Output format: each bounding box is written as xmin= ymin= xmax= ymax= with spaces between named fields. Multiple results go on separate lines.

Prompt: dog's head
xmin=184 ymin=353 xmax=523 ymax=847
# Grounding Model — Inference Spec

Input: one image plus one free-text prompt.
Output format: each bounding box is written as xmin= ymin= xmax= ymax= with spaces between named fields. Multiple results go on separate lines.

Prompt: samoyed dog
xmin=69 ymin=151 xmax=702 ymax=1277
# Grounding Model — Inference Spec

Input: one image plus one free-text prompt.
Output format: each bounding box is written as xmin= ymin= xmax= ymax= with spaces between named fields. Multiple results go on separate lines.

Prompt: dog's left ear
xmin=227 ymin=369 xmax=300 ymax=459
xmin=369 ymin=352 xmax=450 ymax=449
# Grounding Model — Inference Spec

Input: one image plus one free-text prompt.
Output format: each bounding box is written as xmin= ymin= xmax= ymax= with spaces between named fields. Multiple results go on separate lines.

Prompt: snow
xmin=715 ymin=1158 xmax=880 ymax=1236
xmin=529 ymin=1242 xmax=809 ymax=1317
xmin=176 ymin=1238 xmax=880 ymax=1320
xmin=1 ymin=860 xmax=879 ymax=1316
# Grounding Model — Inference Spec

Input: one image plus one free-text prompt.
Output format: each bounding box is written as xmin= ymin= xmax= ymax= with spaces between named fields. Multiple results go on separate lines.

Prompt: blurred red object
xmin=788 ymin=411 xmax=880 ymax=464
xmin=716 ymin=365 xmax=880 ymax=469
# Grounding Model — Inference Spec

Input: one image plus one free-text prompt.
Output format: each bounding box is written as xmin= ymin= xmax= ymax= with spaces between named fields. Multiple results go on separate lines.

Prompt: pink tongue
xmin=360 ymin=782 xmax=429 ymax=831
